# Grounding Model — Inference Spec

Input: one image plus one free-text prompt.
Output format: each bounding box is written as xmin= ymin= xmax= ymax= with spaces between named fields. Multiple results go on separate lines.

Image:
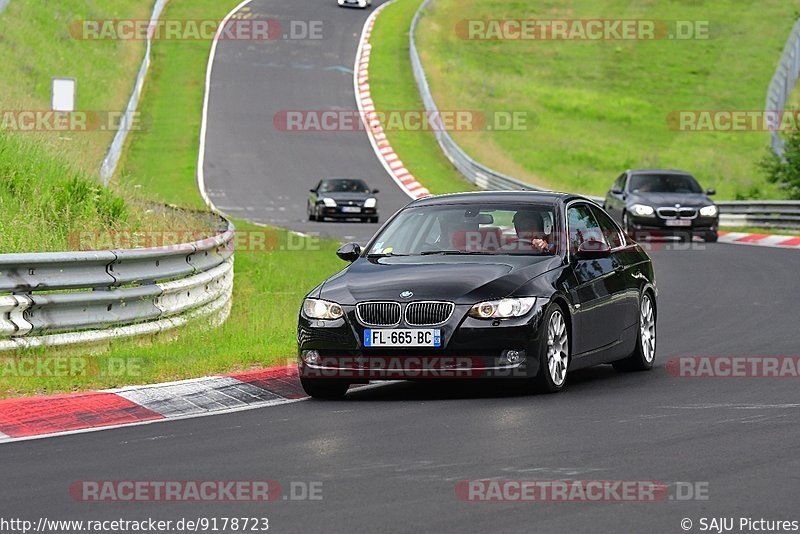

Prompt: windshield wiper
xmin=366 ymin=252 xmax=408 ymax=258
xmin=418 ymin=250 xmax=486 ymax=256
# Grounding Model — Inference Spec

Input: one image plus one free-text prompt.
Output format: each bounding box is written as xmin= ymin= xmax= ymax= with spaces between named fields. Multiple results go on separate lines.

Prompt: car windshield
xmin=319 ymin=179 xmax=370 ymax=193
xmin=629 ymin=173 xmax=702 ymax=194
xmin=368 ymin=203 xmax=559 ymax=256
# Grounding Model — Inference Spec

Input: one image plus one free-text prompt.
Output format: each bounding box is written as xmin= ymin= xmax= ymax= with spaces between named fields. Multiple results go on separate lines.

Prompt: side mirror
xmin=309 ymin=188 xmax=316 ymax=193
xmin=611 ymin=186 xmax=623 ymax=194
xmin=575 ymin=240 xmax=611 ymax=260
xmin=336 ymin=242 xmax=361 ymax=262
xmin=706 ymin=188 xmax=716 ymax=196
xmin=372 ymin=188 xmax=380 ymax=194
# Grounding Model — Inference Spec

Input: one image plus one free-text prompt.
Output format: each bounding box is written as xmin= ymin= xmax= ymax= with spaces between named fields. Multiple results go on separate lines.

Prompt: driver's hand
xmin=530 ymin=238 xmax=547 ymax=251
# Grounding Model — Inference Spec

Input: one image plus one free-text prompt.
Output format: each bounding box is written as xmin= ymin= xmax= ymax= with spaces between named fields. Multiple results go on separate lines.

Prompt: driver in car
xmin=505 ymin=210 xmax=552 ymax=253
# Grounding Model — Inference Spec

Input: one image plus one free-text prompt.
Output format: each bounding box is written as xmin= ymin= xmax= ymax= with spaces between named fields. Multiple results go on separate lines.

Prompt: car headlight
xmin=363 ymin=197 xmax=377 ymax=208
xmin=469 ymin=297 xmax=536 ymax=319
xmin=699 ymin=205 xmax=718 ymax=217
xmin=321 ymin=197 xmax=337 ymax=208
xmin=630 ymin=204 xmax=655 ymax=217
xmin=303 ymin=298 xmax=344 ymax=320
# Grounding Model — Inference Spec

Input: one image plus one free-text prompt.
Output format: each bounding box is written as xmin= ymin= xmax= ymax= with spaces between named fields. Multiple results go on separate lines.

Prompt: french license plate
xmin=341 ymin=206 xmax=361 ymax=213
xmin=364 ymin=329 xmax=442 ymax=347
xmin=665 ymin=219 xmax=691 ymax=227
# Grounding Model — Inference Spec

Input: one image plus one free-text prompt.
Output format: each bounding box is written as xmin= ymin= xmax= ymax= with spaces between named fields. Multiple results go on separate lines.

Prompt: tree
xmin=760 ymin=130 xmax=800 ymax=199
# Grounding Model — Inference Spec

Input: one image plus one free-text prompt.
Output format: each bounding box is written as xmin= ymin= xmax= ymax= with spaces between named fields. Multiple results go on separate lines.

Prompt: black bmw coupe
xmin=297 ymin=191 xmax=657 ymax=399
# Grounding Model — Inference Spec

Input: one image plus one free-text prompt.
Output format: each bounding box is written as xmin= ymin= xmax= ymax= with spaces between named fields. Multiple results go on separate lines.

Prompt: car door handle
xmin=614 ymin=264 xmax=625 ymax=273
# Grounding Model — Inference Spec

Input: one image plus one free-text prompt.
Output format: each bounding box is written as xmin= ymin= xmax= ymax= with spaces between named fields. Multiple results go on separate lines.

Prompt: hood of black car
xmin=628 ymin=192 xmax=712 ymax=208
xmin=319 ymin=255 xmax=562 ymax=304
xmin=318 ymin=192 xmax=372 ymax=202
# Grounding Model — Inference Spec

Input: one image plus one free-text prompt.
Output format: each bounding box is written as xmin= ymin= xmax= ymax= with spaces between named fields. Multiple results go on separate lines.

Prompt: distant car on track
xmin=297 ymin=191 xmax=658 ymax=399
xmin=603 ymin=169 xmax=719 ymax=242
xmin=337 ymin=0 xmax=371 ymax=8
xmin=308 ymin=177 xmax=379 ymax=223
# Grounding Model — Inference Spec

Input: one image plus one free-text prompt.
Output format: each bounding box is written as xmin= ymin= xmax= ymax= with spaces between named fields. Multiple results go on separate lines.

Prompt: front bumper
xmin=319 ymin=206 xmax=377 ymax=219
xmin=297 ymin=302 xmax=546 ymax=380
xmin=627 ymin=214 xmax=718 ymax=237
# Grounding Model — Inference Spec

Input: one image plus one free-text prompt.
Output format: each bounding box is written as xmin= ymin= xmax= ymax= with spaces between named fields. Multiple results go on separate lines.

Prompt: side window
xmin=613 ymin=174 xmax=625 ymax=192
xmin=567 ymin=204 xmax=607 ymax=254
xmin=590 ymin=205 xmax=624 ymax=249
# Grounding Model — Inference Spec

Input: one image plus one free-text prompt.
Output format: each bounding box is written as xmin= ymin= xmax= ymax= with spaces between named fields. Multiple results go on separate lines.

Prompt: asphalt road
xmin=2 ymin=1 xmax=798 ymax=533
xmin=202 ymin=0 xmax=408 ymax=244
xmin=1 ymin=244 xmax=798 ymax=533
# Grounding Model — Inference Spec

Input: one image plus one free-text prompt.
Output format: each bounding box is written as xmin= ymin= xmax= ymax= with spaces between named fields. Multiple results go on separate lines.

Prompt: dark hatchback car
xmin=308 ymin=177 xmax=379 ymax=223
xmin=603 ymin=169 xmax=719 ymax=242
xmin=297 ymin=192 xmax=657 ymax=399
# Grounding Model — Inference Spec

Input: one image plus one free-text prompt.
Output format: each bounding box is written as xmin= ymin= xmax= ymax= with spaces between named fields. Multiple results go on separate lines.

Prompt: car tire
xmin=622 ymin=211 xmax=635 ymax=237
xmin=308 ymin=205 xmax=317 ymax=221
xmin=705 ymin=230 xmax=718 ymax=243
xmin=369 ymin=216 xmax=379 ymax=224
xmin=300 ymin=378 xmax=350 ymax=400
xmin=612 ymin=291 xmax=656 ymax=372
xmin=533 ymin=303 xmax=570 ymax=393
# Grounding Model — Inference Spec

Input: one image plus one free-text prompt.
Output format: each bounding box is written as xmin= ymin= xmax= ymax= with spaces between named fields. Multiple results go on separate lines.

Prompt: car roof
xmin=410 ymin=190 xmax=591 ymax=206
xmin=626 ymin=168 xmax=694 ymax=176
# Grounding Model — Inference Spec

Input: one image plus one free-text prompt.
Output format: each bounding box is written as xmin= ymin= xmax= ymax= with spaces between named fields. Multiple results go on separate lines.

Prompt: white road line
xmin=197 ymin=0 xmax=257 ymax=215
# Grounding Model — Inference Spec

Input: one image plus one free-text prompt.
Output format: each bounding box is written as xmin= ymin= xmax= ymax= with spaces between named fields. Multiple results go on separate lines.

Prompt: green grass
xmin=0 ymin=133 xmax=138 ymax=252
xmin=117 ymin=0 xmax=243 ymax=207
xmin=367 ymin=0 xmax=474 ymax=195
xmin=0 ymin=0 xmax=151 ymax=174
xmin=410 ymin=0 xmax=796 ymax=200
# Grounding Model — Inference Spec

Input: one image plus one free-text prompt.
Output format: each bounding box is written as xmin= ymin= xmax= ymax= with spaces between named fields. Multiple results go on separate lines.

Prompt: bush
xmin=760 ymin=131 xmax=800 ymax=200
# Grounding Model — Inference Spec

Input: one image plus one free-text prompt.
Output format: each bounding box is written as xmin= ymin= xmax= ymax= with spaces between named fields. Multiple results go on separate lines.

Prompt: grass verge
xmin=368 ymin=0 xmax=473 ymax=195
xmin=0 ymin=0 xmax=151 ymax=175
xmin=411 ymin=0 xmax=795 ymax=200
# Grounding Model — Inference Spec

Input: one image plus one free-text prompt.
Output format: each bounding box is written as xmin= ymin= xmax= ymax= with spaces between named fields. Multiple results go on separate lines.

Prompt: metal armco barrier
xmin=409 ymin=0 xmax=800 ymax=228
xmin=0 ymin=214 xmax=234 ymax=351
xmin=716 ymin=201 xmax=800 ymax=229
xmin=766 ymin=18 xmax=800 ymax=157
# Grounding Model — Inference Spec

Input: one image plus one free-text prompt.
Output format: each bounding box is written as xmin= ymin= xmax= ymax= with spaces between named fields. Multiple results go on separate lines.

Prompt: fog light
xmin=503 ymin=350 xmax=526 ymax=365
xmin=302 ymin=350 xmax=320 ymax=365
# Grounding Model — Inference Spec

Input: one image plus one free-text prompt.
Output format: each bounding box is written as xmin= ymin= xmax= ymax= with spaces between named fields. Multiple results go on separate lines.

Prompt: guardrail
xmin=100 ymin=0 xmax=168 ymax=184
xmin=716 ymin=201 xmax=800 ymax=229
xmin=0 ymin=212 xmax=234 ymax=352
xmin=409 ymin=0 xmax=800 ymax=229
xmin=766 ymin=18 xmax=800 ymax=157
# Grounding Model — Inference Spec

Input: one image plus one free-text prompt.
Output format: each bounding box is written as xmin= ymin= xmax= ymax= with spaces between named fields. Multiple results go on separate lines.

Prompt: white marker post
xmin=51 ymin=77 xmax=76 ymax=112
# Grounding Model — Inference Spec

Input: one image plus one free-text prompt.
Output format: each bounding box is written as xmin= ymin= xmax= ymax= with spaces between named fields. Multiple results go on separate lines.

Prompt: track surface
xmin=1 ymin=245 xmax=798 ymax=533
xmin=202 ymin=0 xmax=407 ymax=243
xmin=2 ymin=1 xmax=798 ymax=533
